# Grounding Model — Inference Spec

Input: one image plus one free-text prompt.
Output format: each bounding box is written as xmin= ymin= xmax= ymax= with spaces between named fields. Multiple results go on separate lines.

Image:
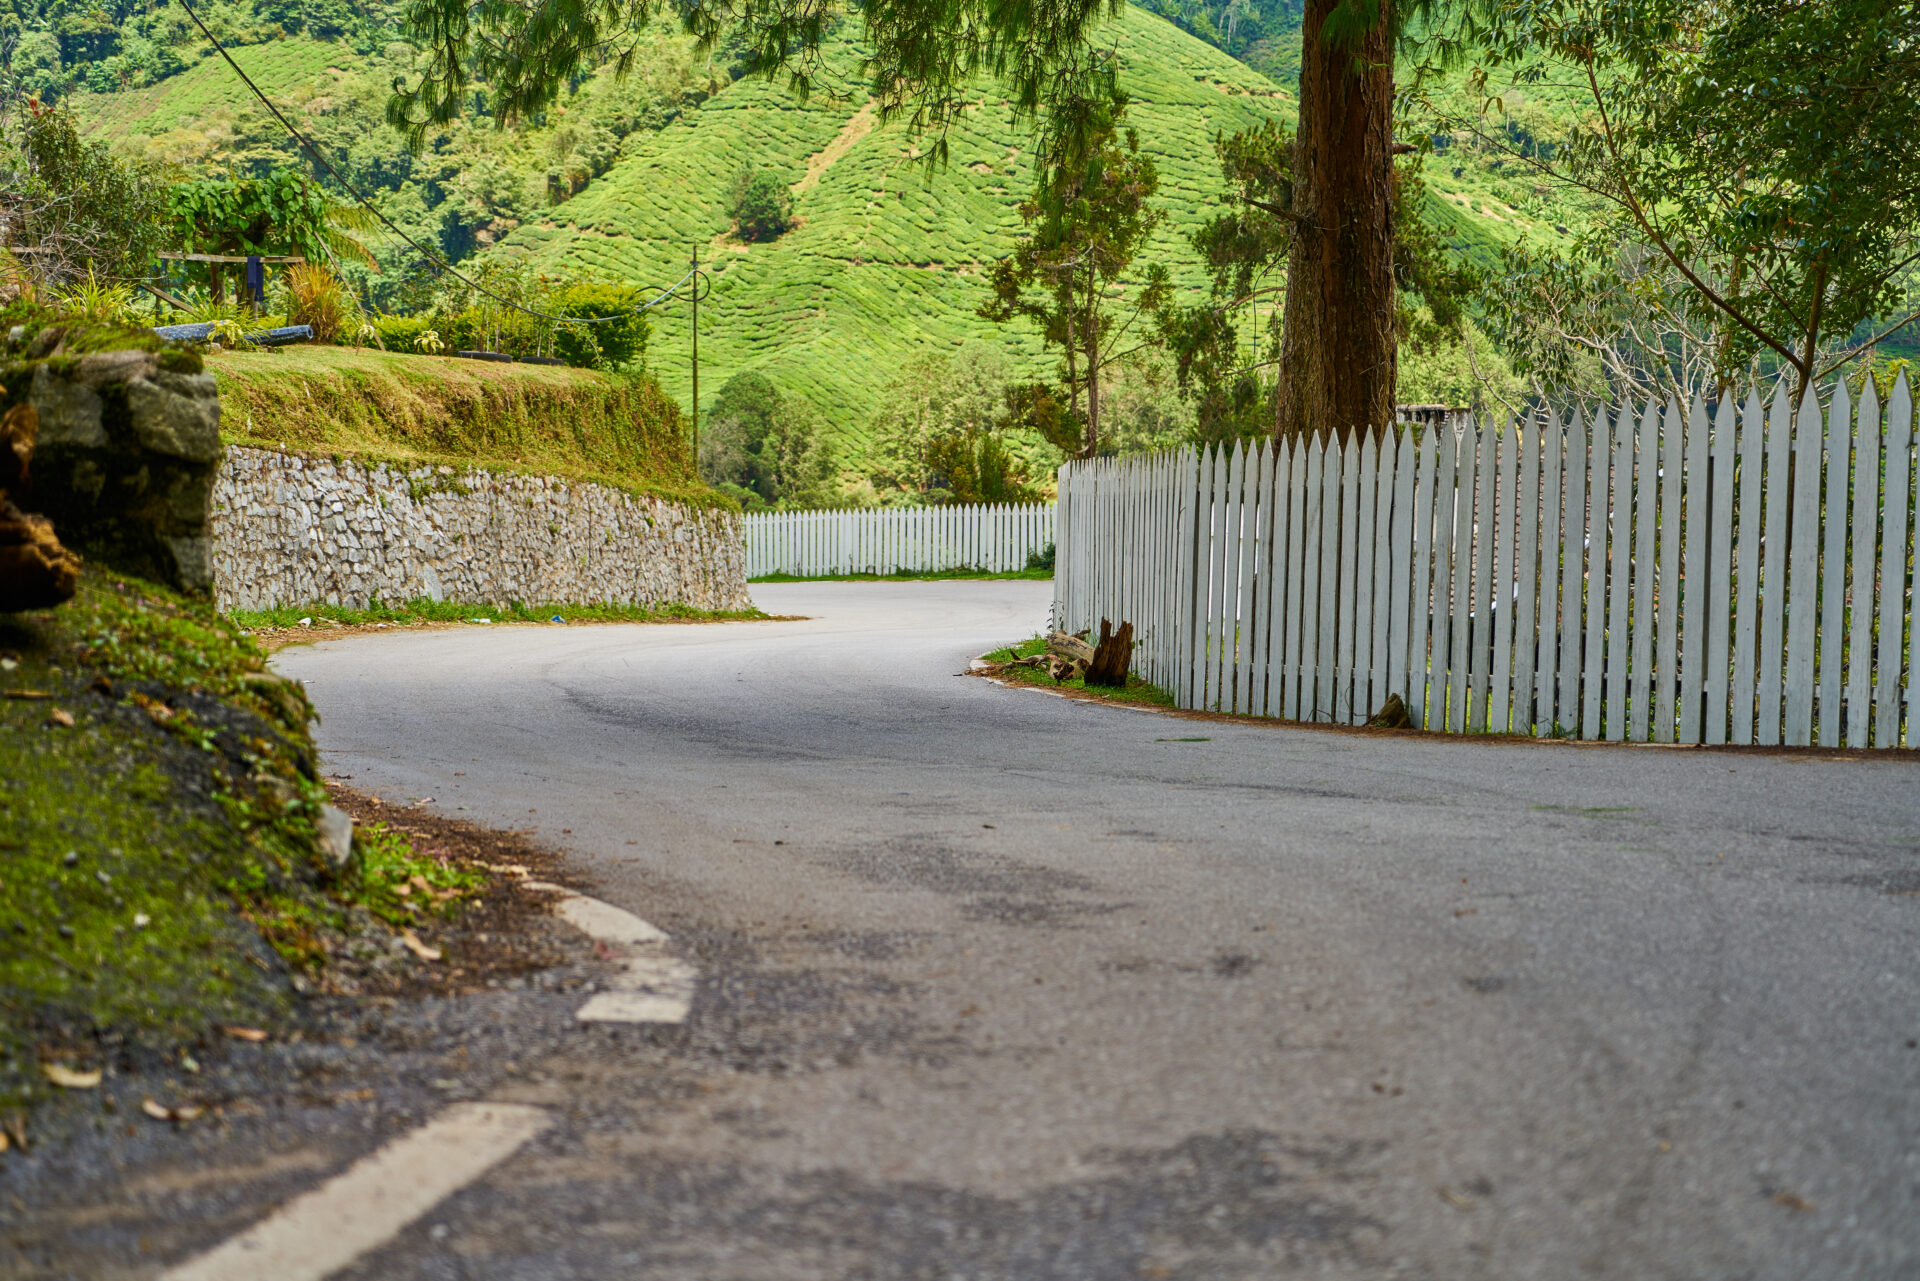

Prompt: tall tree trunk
xmin=1274 ymin=0 xmax=1397 ymax=444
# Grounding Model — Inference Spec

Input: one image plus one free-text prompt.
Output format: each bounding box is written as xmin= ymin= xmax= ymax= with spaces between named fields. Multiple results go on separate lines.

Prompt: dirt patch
xmin=318 ymin=786 xmax=586 ymax=1000
xmin=793 ymin=101 xmax=878 ymax=194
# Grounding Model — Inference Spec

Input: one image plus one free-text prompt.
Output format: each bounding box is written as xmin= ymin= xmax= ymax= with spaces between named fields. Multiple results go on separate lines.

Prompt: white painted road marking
xmin=160 ymin=1102 xmax=550 ymax=1281
xmin=522 ymin=882 xmax=698 ymax=1023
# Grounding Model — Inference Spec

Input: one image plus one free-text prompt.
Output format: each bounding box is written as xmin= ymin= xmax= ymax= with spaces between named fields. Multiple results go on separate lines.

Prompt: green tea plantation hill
xmin=70 ymin=4 xmax=1566 ymax=460
xmin=496 ymin=6 xmax=1558 ymax=451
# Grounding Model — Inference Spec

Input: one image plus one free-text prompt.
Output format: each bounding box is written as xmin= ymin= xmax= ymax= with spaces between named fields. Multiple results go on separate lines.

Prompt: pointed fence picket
xmin=1051 ymin=377 xmax=1918 ymax=747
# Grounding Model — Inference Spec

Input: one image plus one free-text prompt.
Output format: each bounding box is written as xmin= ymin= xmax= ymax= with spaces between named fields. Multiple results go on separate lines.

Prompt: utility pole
xmin=690 ymin=245 xmax=700 ymax=466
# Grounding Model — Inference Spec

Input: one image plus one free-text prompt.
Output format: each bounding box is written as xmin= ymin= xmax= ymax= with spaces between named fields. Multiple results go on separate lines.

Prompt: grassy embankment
xmin=0 ymin=567 xmax=477 ymax=1112
xmin=207 ymin=344 xmax=728 ymax=510
xmin=979 ymin=635 xmax=1176 ymax=707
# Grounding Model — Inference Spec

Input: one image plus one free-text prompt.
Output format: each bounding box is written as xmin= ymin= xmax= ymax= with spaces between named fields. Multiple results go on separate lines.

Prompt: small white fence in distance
xmin=746 ymin=503 xmax=1056 ymax=578
xmin=1054 ymin=378 xmax=1919 ymax=746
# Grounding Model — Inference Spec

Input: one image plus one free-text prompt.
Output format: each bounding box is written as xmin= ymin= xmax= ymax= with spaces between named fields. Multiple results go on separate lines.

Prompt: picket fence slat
xmin=1819 ymin=383 xmax=1852 ymax=747
xmin=1877 ymin=380 xmax=1912 ymax=746
xmin=1447 ymin=426 xmax=1474 ymax=732
xmin=1847 ymin=380 xmax=1880 ymax=747
xmin=1655 ymin=399 xmax=1684 ymax=743
xmin=1534 ymin=409 xmax=1562 ymax=736
xmin=1513 ymin=419 xmax=1541 ymax=734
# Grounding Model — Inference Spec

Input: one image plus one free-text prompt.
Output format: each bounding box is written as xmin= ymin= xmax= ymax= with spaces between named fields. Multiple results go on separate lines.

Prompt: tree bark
xmin=1273 ymin=0 xmax=1397 ymax=445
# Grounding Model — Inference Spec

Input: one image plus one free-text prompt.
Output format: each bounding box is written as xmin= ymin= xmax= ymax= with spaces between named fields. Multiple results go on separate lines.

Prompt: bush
xmin=731 ymin=168 xmax=794 ymax=242
xmin=284 ymin=262 xmax=359 ymax=344
xmin=551 ymin=282 xmax=649 ymax=369
xmin=371 ymin=314 xmax=432 ymax=351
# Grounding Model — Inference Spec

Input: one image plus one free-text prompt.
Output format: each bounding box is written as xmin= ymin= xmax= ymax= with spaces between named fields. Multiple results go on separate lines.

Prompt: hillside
xmin=497 ymin=7 xmax=1305 ymax=451
xmin=60 ymin=1 xmax=1575 ymax=460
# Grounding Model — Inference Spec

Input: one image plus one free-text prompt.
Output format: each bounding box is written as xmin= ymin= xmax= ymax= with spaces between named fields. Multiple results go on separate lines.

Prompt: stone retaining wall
xmin=211 ymin=447 xmax=749 ymax=613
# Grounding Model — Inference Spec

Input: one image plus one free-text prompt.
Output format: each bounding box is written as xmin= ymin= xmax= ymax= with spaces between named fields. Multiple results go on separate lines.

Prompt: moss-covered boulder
xmin=2 ymin=326 xmax=220 ymax=595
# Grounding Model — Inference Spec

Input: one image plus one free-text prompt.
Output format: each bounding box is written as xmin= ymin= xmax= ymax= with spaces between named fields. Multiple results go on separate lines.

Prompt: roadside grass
xmin=752 ymin=567 xmax=1052 ymax=583
xmin=208 ymin=346 xmax=728 ymax=510
xmin=980 ymin=634 xmax=1176 ymax=709
xmin=353 ymin=823 xmax=488 ymax=928
xmin=0 ymin=567 xmax=503 ymax=1111
xmin=230 ymin=597 xmax=771 ymax=633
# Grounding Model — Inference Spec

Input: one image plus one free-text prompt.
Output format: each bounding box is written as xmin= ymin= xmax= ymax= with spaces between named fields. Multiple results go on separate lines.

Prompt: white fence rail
xmin=1054 ymin=378 xmax=1919 ymax=746
xmin=746 ymin=503 xmax=1055 ymax=578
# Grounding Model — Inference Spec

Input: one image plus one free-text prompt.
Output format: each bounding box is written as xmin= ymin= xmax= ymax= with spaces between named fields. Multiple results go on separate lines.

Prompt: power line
xmin=173 ymin=0 xmax=695 ymax=325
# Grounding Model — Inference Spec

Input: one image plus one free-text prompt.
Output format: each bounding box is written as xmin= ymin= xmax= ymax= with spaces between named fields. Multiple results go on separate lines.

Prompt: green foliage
xmin=730 ymin=167 xmax=795 ymax=242
xmin=0 ymin=567 xmax=326 ymax=1107
xmin=168 ymin=170 xmax=365 ymax=262
xmin=371 ymin=313 xmax=435 ymax=351
xmin=351 ymin=822 xmax=485 ymax=927
xmin=551 ymin=281 xmax=650 ymax=368
xmin=700 ymin=371 xmax=838 ymax=508
xmin=283 ymin=261 xmax=369 ymax=344
xmin=1426 ymin=0 xmax=1920 ymax=396
xmin=54 ymin=266 xmax=137 ymax=324
xmin=868 ymin=344 xmax=1037 ymax=501
xmin=1157 ymin=119 xmax=1293 ymax=442
xmin=0 ymin=97 xmax=168 ymax=287
xmin=211 ymin=344 xmax=717 ymax=507
xmin=980 ymin=96 xmax=1169 ymax=458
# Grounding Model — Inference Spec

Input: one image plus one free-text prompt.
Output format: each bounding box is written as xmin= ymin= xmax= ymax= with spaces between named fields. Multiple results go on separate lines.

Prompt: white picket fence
xmin=745 ymin=503 xmax=1055 ymax=578
xmin=1054 ymin=378 xmax=1920 ymax=746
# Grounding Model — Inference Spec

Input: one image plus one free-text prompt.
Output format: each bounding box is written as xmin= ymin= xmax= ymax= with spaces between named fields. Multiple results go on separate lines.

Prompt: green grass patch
xmin=751 ymin=567 xmax=1053 ymax=583
xmin=230 ymin=597 xmax=771 ymax=632
xmin=0 ymin=567 xmax=521 ymax=1110
xmin=981 ymin=634 xmax=1177 ymax=708
xmin=208 ymin=345 xmax=730 ymax=510
xmin=353 ymin=823 xmax=487 ymax=929
xmin=0 ymin=568 xmax=331 ymax=1106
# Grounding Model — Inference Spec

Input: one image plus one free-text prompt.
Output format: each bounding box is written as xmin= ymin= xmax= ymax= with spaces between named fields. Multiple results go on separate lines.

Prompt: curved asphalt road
xmin=276 ymin=580 xmax=1920 ymax=1279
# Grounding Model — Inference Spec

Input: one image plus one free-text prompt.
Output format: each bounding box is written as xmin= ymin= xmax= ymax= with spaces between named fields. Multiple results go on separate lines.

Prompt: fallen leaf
xmin=408 ymin=873 xmax=432 ymax=895
xmin=1436 ymin=1185 xmax=1476 ymax=1211
xmin=2 ymin=1110 xmax=26 ymax=1151
xmin=221 ymin=1025 xmax=268 ymax=1043
xmin=394 ymin=882 xmax=413 ymax=897
xmin=44 ymin=708 xmax=73 ymax=728
xmin=1773 ymin=1191 xmax=1813 ymax=1212
xmin=0 ymin=1130 xmax=9 ymax=1153
xmin=142 ymin=1098 xmax=207 ymax=1123
xmin=400 ymin=929 xmax=442 ymax=961
xmin=41 ymin=1062 xmax=101 ymax=1089
xmin=483 ymin=862 xmax=529 ymax=877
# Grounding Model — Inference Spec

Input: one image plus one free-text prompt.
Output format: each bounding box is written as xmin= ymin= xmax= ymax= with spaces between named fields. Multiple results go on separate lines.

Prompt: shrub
xmin=551 ymin=282 xmax=649 ymax=369
xmin=284 ymin=262 xmax=359 ymax=344
xmin=730 ymin=168 xmax=794 ymax=242
xmin=55 ymin=266 xmax=135 ymax=325
xmin=371 ymin=314 xmax=432 ymax=351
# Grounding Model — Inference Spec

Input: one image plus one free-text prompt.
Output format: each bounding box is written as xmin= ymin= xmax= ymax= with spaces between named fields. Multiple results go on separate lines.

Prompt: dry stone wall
xmin=211 ymin=447 xmax=748 ymax=613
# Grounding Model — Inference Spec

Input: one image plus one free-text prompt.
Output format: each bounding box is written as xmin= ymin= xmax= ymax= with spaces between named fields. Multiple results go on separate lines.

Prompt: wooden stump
xmin=1084 ymin=619 xmax=1135 ymax=688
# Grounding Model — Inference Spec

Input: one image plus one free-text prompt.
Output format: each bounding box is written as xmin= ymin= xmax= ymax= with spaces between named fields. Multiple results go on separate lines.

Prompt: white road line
xmin=160 ymin=1102 xmax=549 ymax=1281
xmin=522 ymin=882 xmax=698 ymax=1024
